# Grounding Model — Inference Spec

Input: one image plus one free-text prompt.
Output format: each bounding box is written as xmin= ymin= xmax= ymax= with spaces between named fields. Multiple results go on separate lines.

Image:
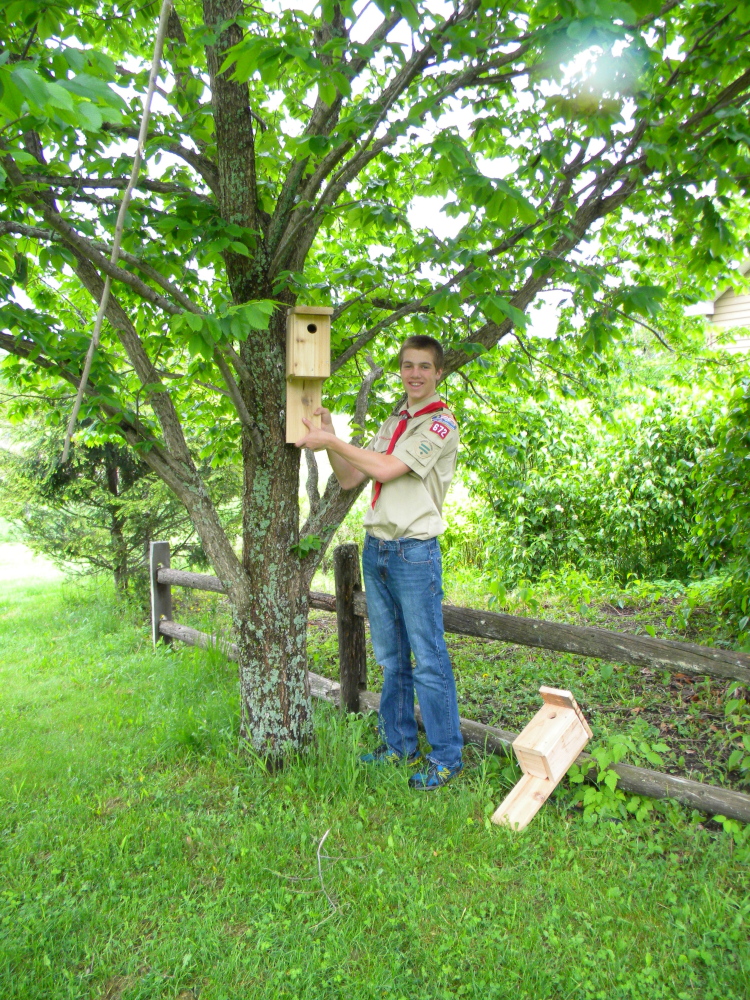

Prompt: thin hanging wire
xmin=62 ymin=0 xmax=174 ymax=462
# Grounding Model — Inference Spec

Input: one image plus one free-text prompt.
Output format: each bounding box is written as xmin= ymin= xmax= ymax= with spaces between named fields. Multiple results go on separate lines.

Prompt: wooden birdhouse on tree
xmin=285 ymin=305 xmax=333 ymax=443
xmin=492 ymin=686 xmax=592 ymax=831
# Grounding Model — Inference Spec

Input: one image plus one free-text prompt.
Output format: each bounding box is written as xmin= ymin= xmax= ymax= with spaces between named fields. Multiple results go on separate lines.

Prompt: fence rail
xmin=149 ymin=541 xmax=750 ymax=825
xmin=157 ymin=617 xmax=750 ymax=825
xmin=156 ymin=564 xmax=750 ymax=686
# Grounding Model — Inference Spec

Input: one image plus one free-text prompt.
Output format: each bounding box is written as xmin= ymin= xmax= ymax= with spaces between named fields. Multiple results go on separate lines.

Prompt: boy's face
xmin=400 ymin=348 xmax=442 ymax=405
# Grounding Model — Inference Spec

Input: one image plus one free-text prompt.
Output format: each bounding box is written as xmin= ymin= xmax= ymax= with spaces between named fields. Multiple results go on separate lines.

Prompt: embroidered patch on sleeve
xmin=432 ymin=413 xmax=457 ymax=431
xmin=429 ymin=420 xmax=450 ymax=440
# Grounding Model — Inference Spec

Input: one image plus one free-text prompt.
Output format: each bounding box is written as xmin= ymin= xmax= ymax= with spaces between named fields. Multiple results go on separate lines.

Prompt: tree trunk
xmin=201 ymin=0 xmax=312 ymax=759
xmin=105 ymin=455 xmax=128 ymax=593
xmin=229 ymin=308 xmax=312 ymax=759
xmin=111 ymin=524 xmax=128 ymax=593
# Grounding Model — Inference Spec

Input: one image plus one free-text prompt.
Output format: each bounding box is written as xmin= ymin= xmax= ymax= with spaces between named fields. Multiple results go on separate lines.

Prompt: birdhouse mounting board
xmin=492 ymin=686 xmax=591 ymax=831
xmin=286 ymin=377 xmax=324 ymax=444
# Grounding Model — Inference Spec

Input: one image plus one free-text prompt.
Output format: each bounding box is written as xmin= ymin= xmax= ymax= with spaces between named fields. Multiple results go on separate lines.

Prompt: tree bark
xmin=231 ymin=306 xmax=312 ymax=758
xmin=111 ymin=0 xmax=309 ymax=760
xmin=105 ymin=454 xmax=128 ymax=593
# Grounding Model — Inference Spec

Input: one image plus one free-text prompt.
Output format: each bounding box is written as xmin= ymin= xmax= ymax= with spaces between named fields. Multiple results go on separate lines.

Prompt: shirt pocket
xmin=394 ymin=424 xmax=452 ymax=476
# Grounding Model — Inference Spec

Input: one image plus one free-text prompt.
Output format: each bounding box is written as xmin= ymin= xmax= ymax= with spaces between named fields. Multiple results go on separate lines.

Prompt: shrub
xmin=462 ymin=389 xmax=721 ymax=586
xmin=693 ymin=376 xmax=750 ymax=630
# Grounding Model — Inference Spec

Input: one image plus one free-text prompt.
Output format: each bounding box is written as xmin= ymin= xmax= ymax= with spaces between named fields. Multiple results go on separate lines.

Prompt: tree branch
xmin=331 ymin=301 xmax=429 ymax=373
xmin=62 ymin=245 xmax=196 ymax=468
xmin=266 ymin=10 xmax=402 ymax=258
xmin=0 ymin=330 xmax=171 ymax=461
xmin=224 ymin=341 xmax=253 ymax=385
xmin=270 ymin=0 xmax=488 ymax=272
xmin=351 ymin=354 xmax=384 ymax=445
xmin=602 ymin=304 xmax=675 ymax=352
xmin=1 ymin=152 xmax=192 ymax=316
xmin=0 ymin=219 xmax=205 ymax=316
xmin=25 ymin=173 xmax=204 ymax=198
xmin=61 ymin=0 xmax=173 ymax=461
xmin=305 ymin=448 xmax=321 ymax=518
xmin=203 ymin=0 xmax=259 ymax=253
xmin=213 ymin=348 xmax=263 ymax=454
xmin=103 ymin=124 xmax=220 ymax=195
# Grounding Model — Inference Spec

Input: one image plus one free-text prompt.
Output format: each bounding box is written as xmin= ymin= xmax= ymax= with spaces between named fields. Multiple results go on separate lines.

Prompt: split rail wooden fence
xmin=149 ymin=541 xmax=750 ymax=824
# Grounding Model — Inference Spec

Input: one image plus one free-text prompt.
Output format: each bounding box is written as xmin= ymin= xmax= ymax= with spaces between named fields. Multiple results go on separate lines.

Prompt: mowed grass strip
xmin=0 ymin=578 xmax=748 ymax=1000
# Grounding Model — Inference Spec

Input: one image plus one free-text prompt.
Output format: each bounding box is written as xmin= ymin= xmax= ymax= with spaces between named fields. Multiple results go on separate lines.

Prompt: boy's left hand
xmin=295 ymin=418 xmax=334 ymax=451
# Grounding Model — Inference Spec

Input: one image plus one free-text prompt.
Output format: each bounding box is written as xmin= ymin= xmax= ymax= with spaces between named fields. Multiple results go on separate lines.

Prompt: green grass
xmin=177 ymin=583 xmax=749 ymax=792
xmin=1 ymin=574 xmax=749 ymax=1000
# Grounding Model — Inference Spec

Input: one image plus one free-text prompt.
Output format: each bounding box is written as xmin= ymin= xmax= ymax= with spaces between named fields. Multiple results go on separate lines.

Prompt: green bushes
xmin=461 ymin=389 xmax=722 ymax=587
xmin=693 ymin=377 xmax=750 ymax=627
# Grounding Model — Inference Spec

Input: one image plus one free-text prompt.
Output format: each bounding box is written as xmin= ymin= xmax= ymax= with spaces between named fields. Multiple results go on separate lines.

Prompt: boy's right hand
xmin=314 ymin=407 xmax=335 ymax=435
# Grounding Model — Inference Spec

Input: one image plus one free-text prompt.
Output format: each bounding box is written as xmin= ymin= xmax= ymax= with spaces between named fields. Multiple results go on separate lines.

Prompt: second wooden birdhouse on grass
xmin=286 ymin=305 xmax=333 ymax=443
xmin=492 ymin=686 xmax=592 ymax=831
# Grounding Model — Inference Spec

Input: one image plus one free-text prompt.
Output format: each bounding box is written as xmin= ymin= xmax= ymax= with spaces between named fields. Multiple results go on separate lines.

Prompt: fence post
xmin=334 ymin=543 xmax=367 ymax=712
xmin=150 ymin=540 xmax=173 ymax=648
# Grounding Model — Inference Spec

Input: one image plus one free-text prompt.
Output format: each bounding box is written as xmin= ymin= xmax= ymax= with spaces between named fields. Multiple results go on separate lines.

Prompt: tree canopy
xmin=1 ymin=0 xmax=749 ymax=757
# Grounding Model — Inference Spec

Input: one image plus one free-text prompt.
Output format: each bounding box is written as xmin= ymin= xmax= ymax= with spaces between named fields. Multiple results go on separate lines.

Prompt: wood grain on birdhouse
xmin=286 ymin=305 xmax=333 ymax=378
xmin=492 ymin=686 xmax=592 ymax=831
xmin=285 ymin=377 xmax=323 ymax=444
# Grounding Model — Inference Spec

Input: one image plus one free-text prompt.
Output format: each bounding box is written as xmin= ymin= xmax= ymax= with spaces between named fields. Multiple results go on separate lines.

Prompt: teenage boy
xmin=295 ymin=335 xmax=463 ymax=790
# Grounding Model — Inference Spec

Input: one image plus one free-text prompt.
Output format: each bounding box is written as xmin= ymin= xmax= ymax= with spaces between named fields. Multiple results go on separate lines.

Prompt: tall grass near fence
xmin=1 ymin=577 xmax=749 ymax=999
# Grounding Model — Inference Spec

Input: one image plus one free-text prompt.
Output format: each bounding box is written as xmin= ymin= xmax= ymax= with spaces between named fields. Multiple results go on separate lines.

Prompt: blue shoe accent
xmin=359 ymin=744 xmax=423 ymax=766
xmin=408 ymin=761 xmax=463 ymax=790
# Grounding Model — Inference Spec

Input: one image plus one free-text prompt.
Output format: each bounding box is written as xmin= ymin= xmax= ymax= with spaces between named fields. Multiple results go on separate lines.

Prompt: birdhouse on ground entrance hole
xmin=286 ymin=305 xmax=333 ymax=443
xmin=492 ymin=686 xmax=592 ymax=832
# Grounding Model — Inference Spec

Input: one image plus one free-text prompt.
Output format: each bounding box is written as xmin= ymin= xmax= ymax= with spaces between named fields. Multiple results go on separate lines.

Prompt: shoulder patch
xmin=429 ymin=420 xmax=450 ymax=440
xmin=431 ymin=413 xmax=457 ymax=431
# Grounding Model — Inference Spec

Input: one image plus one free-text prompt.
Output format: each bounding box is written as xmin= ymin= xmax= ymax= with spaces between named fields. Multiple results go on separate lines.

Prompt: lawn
xmin=1 ymin=569 xmax=749 ymax=999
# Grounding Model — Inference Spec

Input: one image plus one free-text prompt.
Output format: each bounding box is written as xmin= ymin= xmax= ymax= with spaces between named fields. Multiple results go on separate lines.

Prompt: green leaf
xmin=603 ymin=769 xmax=619 ymax=792
xmin=727 ymin=749 xmax=744 ymax=770
xmin=483 ymin=295 xmax=528 ymax=329
xmin=185 ymin=313 xmax=204 ymax=332
xmin=319 ymin=80 xmax=336 ymax=106
xmin=59 ymin=73 xmax=127 ymax=110
xmin=74 ymin=101 xmax=104 ymax=132
xmin=616 ymin=285 xmax=667 ymax=319
xmin=10 ymin=66 xmax=53 ymax=109
xmin=290 ymin=534 xmax=323 ymax=558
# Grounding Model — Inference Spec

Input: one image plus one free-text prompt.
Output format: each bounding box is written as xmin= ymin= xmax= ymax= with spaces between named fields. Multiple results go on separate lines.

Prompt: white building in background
xmin=688 ymin=261 xmax=750 ymax=353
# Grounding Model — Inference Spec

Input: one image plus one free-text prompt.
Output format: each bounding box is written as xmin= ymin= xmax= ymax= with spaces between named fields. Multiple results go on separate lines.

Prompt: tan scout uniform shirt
xmin=363 ymin=392 xmax=459 ymax=540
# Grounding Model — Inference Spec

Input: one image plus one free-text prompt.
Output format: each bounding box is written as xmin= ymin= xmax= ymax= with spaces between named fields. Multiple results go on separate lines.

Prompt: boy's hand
xmin=314 ymin=406 xmax=335 ymax=435
xmin=294 ymin=417 xmax=335 ymax=451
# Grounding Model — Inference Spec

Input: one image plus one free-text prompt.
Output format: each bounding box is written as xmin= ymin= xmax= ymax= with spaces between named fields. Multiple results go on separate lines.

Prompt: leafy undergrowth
xmin=172 ymin=564 xmax=750 ymax=794
xmin=1 ymin=577 xmax=749 ymax=1000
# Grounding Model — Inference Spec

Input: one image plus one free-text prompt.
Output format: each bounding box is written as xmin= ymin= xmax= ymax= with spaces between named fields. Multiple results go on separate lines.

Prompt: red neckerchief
xmin=371 ymin=401 xmax=447 ymax=508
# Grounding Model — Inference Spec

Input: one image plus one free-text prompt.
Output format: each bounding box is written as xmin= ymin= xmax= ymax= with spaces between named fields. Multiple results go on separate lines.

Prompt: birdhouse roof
xmin=287 ymin=305 xmax=334 ymax=316
xmin=539 ymin=686 xmax=593 ymax=738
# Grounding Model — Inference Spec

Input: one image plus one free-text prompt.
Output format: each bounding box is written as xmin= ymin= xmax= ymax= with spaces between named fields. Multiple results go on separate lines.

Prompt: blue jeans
xmin=362 ymin=534 xmax=463 ymax=769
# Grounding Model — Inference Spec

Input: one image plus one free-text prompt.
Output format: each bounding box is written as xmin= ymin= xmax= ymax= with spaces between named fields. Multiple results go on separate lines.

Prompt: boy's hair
xmin=398 ymin=335 xmax=444 ymax=370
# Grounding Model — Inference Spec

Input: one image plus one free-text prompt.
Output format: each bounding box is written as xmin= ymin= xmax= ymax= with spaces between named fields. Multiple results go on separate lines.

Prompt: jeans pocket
xmin=400 ymin=540 xmax=433 ymax=564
